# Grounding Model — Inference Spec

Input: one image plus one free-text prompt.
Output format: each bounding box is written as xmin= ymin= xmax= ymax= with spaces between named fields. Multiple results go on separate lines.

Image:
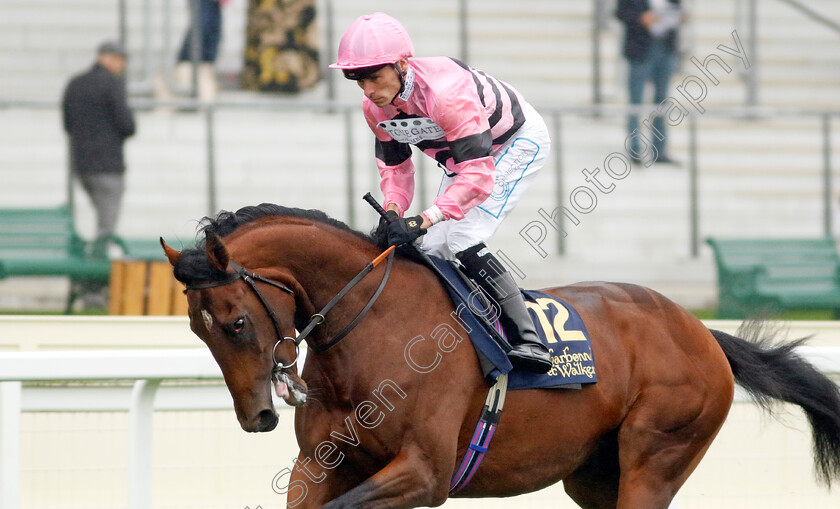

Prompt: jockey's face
xmin=356 ymin=61 xmax=405 ymax=107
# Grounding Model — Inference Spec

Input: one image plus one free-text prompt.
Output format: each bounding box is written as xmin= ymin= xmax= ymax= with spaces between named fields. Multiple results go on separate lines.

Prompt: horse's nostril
xmin=257 ymin=408 xmax=279 ymax=432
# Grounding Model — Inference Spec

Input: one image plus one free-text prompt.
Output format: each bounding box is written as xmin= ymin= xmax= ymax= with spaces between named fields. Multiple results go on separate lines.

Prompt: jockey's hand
xmin=375 ymin=210 xmax=399 ymax=240
xmin=386 ymin=214 xmax=427 ymax=246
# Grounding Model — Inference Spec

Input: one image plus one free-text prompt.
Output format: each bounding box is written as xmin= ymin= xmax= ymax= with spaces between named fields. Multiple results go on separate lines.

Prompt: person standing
xmin=62 ymin=40 xmax=136 ymax=257
xmin=331 ymin=13 xmax=553 ymax=373
xmin=616 ymin=0 xmax=684 ymax=165
xmin=174 ymin=0 xmax=230 ymax=101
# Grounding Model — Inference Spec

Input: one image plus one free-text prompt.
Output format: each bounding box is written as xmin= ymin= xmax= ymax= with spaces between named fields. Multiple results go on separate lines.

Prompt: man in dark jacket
xmin=62 ymin=41 xmax=136 ymax=253
xmin=616 ymin=0 xmax=683 ymax=165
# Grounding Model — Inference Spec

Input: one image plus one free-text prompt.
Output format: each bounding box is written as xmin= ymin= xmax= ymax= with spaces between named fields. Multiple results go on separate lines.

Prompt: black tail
xmin=710 ymin=321 xmax=840 ymax=487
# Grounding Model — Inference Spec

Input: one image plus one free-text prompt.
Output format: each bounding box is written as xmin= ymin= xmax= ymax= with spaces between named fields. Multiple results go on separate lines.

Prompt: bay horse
xmin=162 ymin=204 xmax=840 ymax=508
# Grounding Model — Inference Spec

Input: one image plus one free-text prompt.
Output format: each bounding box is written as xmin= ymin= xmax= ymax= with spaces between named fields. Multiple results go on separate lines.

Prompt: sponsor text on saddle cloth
xmin=429 ymin=256 xmax=597 ymax=390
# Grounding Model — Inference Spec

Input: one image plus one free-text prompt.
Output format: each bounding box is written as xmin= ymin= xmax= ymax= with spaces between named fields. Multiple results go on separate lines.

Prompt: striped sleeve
xmin=364 ymin=101 xmax=416 ymax=214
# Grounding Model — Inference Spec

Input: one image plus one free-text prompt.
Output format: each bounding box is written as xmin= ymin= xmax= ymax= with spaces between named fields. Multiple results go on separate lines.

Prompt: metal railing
xmin=108 ymin=0 xmax=840 ymax=112
xmin=598 ymin=0 xmax=840 ymax=108
xmin=2 ymin=97 xmax=838 ymax=258
xmin=735 ymin=0 xmax=840 ymax=107
xmin=109 ymin=0 xmax=840 ymax=109
xmin=541 ymin=103 xmax=840 ymax=256
xmin=775 ymin=0 xmax=840 ymax=35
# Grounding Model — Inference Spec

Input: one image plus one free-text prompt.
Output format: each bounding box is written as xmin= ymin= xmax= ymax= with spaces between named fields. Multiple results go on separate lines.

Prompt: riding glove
xmin=386 ymin=214 xmax=427 ymax=246
xmin=373 ymin=210 xmax=397 ymax=244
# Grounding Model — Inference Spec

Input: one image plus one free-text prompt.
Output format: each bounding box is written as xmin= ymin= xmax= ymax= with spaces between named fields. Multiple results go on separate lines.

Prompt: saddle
xmin=421 ymin=253 xmax=598 ymax=391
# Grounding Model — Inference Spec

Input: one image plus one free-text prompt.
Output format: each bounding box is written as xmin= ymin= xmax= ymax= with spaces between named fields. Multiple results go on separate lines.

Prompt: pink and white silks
xmin=363 ymin=56 xmax=551 ymax=259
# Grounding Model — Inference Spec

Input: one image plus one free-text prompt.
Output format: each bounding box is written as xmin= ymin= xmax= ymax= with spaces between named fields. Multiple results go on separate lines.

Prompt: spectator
xmin=62 ymin=40 xmax=136 ymax=258
xmin=174 ymin=0 xmax=230 ymax=101
xmin=616 ymin=0 xmax=684 ymax=165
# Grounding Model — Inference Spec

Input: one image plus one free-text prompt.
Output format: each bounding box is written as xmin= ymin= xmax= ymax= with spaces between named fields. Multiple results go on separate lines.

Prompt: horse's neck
xmin=283 ymin=235 xmax=385 ymax=322
xmin=272 ymin=230 xmax=438 ymax=399
xmin=232 ymin=220 xmax=375 ymax=299
xmin=306 ymin=262 xmax=459 ymax=409
xmin=232 ymin=221 xmax=410 ymax=346
xmin=233 ymin=220 xmax=449 ymax=402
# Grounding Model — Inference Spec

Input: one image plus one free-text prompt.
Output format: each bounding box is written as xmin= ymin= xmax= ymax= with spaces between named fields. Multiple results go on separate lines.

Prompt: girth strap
xmin=449 ymin=374 xmax=509 ymax=493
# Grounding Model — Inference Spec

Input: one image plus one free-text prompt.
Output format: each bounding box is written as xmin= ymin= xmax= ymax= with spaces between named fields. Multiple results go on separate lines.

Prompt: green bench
xmin=706 ymin=236 xmax=840 ymax=318
xmin=0 ymin=206 xmax=165 ymax=313
xmin=0 ymin=205 xmax=112 ymax=312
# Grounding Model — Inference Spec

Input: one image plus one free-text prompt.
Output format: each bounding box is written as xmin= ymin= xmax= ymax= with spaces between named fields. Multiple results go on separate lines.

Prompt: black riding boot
xmin=457 ymin=244 xmax=552 ymax=373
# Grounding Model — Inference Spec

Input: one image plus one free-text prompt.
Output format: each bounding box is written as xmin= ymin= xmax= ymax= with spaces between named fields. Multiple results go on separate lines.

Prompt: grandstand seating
xmin=0 ymin=0 xmax=838 ymax=311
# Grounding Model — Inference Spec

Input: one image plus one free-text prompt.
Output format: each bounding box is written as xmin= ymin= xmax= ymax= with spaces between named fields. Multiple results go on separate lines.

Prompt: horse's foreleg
xmin=281 ymin=454 xmax=338 ymax=509
xmin=323 ymin=445 xmax=448 ymax=509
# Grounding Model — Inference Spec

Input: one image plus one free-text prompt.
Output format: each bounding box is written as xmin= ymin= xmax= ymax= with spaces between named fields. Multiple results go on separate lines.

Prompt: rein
xmin=298 ymin=246 xmax=395 ymax=353
xmin=186 ymin=246 xmax=396 ymax=363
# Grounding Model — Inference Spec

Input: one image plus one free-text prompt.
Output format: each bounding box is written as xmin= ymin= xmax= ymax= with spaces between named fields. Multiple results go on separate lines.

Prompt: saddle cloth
xmin=427 ymin=256 xmax=598 ymax=391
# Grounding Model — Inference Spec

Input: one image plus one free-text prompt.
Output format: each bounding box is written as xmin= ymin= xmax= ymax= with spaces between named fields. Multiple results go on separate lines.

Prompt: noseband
xmin=185 ymin=247 xmax=396 ymax=365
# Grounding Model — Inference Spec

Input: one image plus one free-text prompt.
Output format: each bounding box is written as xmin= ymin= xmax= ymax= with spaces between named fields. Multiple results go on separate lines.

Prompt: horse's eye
xmin=233 ymin=318 xmax=246 ymax=333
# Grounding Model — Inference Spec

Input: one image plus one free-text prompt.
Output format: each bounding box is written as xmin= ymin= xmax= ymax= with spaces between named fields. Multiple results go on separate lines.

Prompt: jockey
xmin=331 ymin=12 xmax=552 ymax=374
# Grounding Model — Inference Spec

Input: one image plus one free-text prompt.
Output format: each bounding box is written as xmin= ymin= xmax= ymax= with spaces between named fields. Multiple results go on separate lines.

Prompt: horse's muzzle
xmin=247 ymin=408 xmax=279 ymax=433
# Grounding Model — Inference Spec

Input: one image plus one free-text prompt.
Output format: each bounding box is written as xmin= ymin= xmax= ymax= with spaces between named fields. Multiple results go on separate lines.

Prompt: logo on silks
xmin=378 ymin=117 xmax=445 ymax=145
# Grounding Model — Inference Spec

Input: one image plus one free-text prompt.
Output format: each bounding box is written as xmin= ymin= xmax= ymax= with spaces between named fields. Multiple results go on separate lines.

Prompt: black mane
xmin=198 ymin=203 xmax=367 ymax=241
xmin=171 ymin=203 xmax=420 ymax=287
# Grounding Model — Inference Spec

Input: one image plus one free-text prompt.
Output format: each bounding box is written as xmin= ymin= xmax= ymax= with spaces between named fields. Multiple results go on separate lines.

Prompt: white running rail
xmin=0 ymin=342 xmax=836 ymax=509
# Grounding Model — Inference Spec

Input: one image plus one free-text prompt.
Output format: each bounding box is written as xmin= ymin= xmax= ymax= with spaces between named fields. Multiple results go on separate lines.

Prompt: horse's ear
xmin=205 ymin=232 xmax=230 ymax=271
xmin=160 ymin=237 xmax=181 ymax=266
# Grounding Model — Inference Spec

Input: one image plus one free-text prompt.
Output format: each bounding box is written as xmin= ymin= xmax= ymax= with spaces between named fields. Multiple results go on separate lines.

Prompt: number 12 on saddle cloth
xmin=429 ymin=256 xmax=597 ymax=391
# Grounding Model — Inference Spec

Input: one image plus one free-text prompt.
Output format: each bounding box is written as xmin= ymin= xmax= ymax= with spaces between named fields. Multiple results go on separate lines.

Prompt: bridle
xmin=185 ymin=246 xmax=396 ymax=368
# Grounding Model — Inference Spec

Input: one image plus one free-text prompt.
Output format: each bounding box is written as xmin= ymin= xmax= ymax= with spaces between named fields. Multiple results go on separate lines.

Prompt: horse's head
xmin=162 ymin=234 xmax=307 ymax=432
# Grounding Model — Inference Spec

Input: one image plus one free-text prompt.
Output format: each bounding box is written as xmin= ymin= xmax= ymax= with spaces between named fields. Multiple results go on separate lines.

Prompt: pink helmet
xmin=330 ymin=12 xmax=414 ymax=72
